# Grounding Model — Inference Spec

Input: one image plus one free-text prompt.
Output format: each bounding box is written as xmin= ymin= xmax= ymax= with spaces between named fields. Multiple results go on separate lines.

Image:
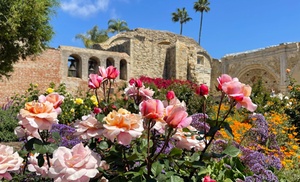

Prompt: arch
xmin=106 ymin=57 xmax=115 ymax=67
xmin=120 ymin=59 xmax=127 ymax=80
xmin=88 ymin=57 xmax=100 ymax=75
xmin=236 ymin=65 xmax=280 ymax=92
xmin=68 ymin=54 xmax=82 ymax=78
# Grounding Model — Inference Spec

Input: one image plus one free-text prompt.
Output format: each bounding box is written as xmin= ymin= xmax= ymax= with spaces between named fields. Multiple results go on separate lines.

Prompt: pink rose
xmin=139 ymin=99 xmax=164 ymax=120
xmin=172 ymin=126 xmax=205 ymax=151
xmin=88 ymin=74 xmax=103 ymax=89
xmin=202 ymin=175 xmax=216 ymax=182
xmin=164 ymin=104 xmax=192 ymax=128
xmin=217 ymin=74 xmax=232 ymax=91
xmin=166 ymin=91 xmax=175 ymax=101
xmin=222 ymin=78 xmax=257 ymax=112
xmin=28 ymin=153 xmax=50 ymax=177
xmin=196 ymin=84 xmax=209 ymax=97
xmin=93 ymin=107 xmax=102 ymax=114
xmin=74 ymin=114 xmax=104 ymax=140
xmin=39 ymin=93 xmax=64 ymax=114
xmin=99 ymin=66 xmax=108 ymax=78
xmin=103 ymin=109 xmax=144 ymax=145
xmin=48 ymin=143 xmax=101 ymax=181
xmin=0 ymin=144 xmax=24 ymax=180
xmin=106 ymin=66 xmax=119 ymax=79
xmin=18 ymin=101 xmax=58 ymax=138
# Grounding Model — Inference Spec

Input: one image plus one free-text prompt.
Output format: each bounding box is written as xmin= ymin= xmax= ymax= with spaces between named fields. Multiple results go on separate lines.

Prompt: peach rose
xmin=172 ymin=126 xmax=205 ymax=151
xmin=103 ymin=108 xmax=144 ymax=145
xmin=48 ymin=143 xmax=101 ymax=181
xmin=28 ymin=153 xmax=50 ymax=177
xmin=38 ymin=93 xmax=64 ymax=114
xmin=18 ymin=101 xmax=58 ymax=138
xmin=74 ymin=114 xmax=104 ymax=140
xmin=0 ymin=144 xmax=24 ymax=180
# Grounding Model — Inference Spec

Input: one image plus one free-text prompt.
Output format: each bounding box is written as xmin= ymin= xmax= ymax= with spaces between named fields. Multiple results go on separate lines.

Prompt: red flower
xmin=196 ymin=84 xmax=209 ymax=97
xmin=166 ymin=91 xmax=175 ymax=101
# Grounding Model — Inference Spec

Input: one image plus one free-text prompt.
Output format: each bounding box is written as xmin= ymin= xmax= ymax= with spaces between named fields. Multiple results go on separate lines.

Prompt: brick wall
xmin=0 ymin=48 xmax=62 ymax=105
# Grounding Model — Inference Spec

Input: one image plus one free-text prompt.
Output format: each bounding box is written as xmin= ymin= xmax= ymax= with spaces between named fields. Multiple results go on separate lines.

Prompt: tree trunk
xmin=180 ymin=23 xmax=183 ymax=35
xmin=199 ymin=12 xmax=204 ymax=45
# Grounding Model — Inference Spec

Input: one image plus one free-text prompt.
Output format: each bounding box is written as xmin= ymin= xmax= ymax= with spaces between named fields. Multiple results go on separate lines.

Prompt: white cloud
xmin=61 ymin=0 xmax=110 ymax=17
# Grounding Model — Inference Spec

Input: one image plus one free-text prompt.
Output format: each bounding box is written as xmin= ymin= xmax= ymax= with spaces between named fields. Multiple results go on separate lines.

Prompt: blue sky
xmin=49 ymin=0 xmax=300 ymax=59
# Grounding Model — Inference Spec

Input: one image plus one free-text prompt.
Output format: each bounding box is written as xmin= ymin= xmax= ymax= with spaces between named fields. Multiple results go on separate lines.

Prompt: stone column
xmin=279 ymin=52 xmax=287 ymax=93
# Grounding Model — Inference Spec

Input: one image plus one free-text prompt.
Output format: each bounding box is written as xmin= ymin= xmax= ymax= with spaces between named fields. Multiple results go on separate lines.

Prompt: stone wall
xmin=94 ymin=28 xmax=212 ymax=86
xmin=219 ymin=42 xmax=300 ymax=93
xmin=1 ymin=28 xmax=299 ymax=106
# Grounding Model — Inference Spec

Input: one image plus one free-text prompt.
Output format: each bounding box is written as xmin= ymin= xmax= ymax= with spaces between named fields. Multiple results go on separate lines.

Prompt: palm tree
xmin=194 ymin=0 xmax=210 ymax=45
xmin=75 ymin=26 xmax=109 ymax=48
xmin=171 ymin=7 xmax=192 ymax=35
xmin=107 ymin=19 xmax=130 ymax=34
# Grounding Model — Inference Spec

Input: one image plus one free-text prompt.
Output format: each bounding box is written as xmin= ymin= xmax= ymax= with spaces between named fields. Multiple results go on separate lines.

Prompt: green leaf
xmin=99 ymin=140 xmax=109 ymax=150
xmin=51 ymin=131 xmax=61 ymax=143
xmin=151 ymin=161 xmax=163 ymax=177
xmin=222 ymin=145 xmax=240 ymax=157
xmin=34 ymin=143 xmax=57 ymax=154
xmin=169 ymin=148 xmax=183 ymax=157
xmin=224 ymin=178 xmax=233 ymax=182
xmin=206 ymin=126 xmax=220 ymax=136
xmin=36 ymin=153 xmax=45 ymax=167
xmin=190 ymin=152 xmax=200 ymax=162
xmin=25 ymin=138 xmax=43 ymax=151
xmin=223 ymin=122 xmax=234 ymax=138
xmin=169 ymin=176 xmax=184 ymax=182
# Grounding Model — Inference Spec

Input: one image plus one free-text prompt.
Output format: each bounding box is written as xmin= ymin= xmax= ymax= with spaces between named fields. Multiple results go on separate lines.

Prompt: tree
xmin=75 ymin=26 xmax=109 ymax=48
xmin=194 ymin=0 xmax=210 ymax=45
xmin=171 ymin=7 xmax=192 ymax=35
xmin=0 ymin=0 xmax=58 ymax=79
xmin=107 ymin=19 xmax=130 ymax=35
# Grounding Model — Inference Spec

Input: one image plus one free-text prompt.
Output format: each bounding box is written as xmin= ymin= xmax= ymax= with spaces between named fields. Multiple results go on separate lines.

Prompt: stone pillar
xmin=279 ymin=52 xmax=287 ymax=93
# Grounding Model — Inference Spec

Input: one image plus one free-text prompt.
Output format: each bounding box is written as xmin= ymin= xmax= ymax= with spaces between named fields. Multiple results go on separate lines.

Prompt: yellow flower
xmin=75 ymin=98 xmax=84 ymax=105
xmin=90 ymin=95 xmax=98 ymax=106
xmin=291 ymin=145 xmax=298 ymax=150
xmin=70 ymin=108 xmax=75 ymax=113
xmin=46 ymin=88 xmax=54 ymax=94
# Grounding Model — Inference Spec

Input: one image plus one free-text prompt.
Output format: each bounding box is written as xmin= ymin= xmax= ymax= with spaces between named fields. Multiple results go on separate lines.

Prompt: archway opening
xmin=120 ymin=59 xmax=127 ymax=80
xmin=68 ymin=55 xmax=81 ymax=78
xmin=106 ymin=58 xmax=115 ymax=67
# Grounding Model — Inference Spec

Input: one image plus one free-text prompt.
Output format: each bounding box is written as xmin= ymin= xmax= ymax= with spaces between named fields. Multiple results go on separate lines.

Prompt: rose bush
xmin=2 ymin=66 xmax=299 ymax=181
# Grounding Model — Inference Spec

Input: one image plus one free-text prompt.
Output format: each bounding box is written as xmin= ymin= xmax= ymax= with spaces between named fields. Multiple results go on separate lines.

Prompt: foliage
xmin=0 ymin=0 xmax=58 ymax=78
xmin=75 ymin=25 xmax=109 ymax=48
xmin=171 ymin=7 xmax=192 ymax=35
xmin=2 ymin=71 xmax=300 ymax=181
xmin=193 ymin=0 xmax=210 ymax=44
xmin=107 ymin=19 xmax=130 ymax=34
xmin=0 ymin=105 xmax=18 ymax=142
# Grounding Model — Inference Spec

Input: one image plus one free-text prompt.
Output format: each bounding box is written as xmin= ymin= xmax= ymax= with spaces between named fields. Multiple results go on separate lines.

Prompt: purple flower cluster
xmin=240 ymin=147 xmax=282 ymax=182
xmin=249 ymin=114 xmax=269 ymax=144
xmin=211 ymin=139 xmax=228 ymax=154
xmin=50 ymin=124 xmax=81 ymax=148
xmin=190 ymin=113 xmax=209 ymax=133
xmin=155 ymin=138 xmax=175 ymax=155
